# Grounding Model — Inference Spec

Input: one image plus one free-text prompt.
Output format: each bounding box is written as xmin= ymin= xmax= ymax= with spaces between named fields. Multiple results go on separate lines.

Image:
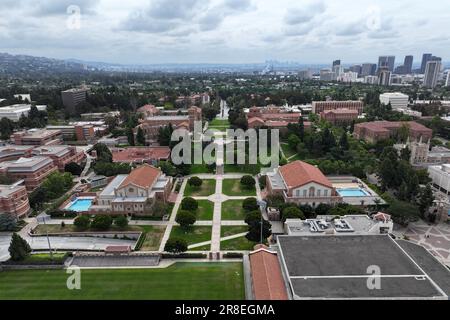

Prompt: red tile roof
xmin=112 ymin=147 xmax=171 ymax=163
xmin=279 ymin=160 xmax=332 ymax=189
xmin=249 ymin=248 xmax=288 ymax=300
xmin=119 ymin=164 xmax=161 ymax=189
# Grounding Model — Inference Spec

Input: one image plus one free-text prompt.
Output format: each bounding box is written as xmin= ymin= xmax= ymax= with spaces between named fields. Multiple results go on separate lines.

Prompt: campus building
xmin=246 ymin=106 xmax=310 ymax=132
xmin=0 ymin=183 xmax=30 ymax=218
xmin=61 ymin=88 xmax=88 ymax=114
xmin=312 ymin=100 xmax=364 ymax=115
xmin=46 ymin=124 xmax=96 ymax=141
xmin=266 ymin=161 xmax=341 ymax=207
xmin=12 ymin=129 xmax=63 ymax=146
xmin=319 ymin=109 xmax=359 ymax=125
xmin=0 ymin=157 xmax=58 ymax=192
xmin=0 ymin=146 xmax=34 ymax=162
xmin=32 ymin=145 xmax=86 ymax=171
xmin=428 ymin=164 xmax=450 ymax=195
xmin=90 ymin=164 xmax=172 ymax=216
xmin=379 ymin=92 xmax=409 ymax=109
xmin=353 ymin=121 xmax=433 ymax=143
xmin=111 ymin=147 xmax=171 ymax=165
xmin=0 ymin=104 xmax=47 ymax=122
xmin=137 ymin=106 xmax=202 ymax=145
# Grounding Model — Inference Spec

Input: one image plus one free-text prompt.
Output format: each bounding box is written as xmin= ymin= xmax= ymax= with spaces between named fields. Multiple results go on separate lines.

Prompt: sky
xmin=0 ymin=0 xmax=449 ymax=65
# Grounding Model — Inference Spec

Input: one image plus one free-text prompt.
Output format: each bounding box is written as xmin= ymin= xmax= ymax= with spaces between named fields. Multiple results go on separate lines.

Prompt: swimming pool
xmin=337 ymin=188 xmax=369 ymax=197
xmin=66 ymin=198 xmax=94 ymax=212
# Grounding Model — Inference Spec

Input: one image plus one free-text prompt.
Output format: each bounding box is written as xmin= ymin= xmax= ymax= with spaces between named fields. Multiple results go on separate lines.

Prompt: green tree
xmin=288 ymin=134 xmax=301 ymax=150
xmin=91 ymin=215 xmax=112 ymax=230
xmin=136 ymin=126 xmax=146 ymax=146
xmin=126 ymin=127 xmax=135 ymax=146
xmin=176 ymin=210 xmax=196 ymax=230
xmin=282 ymin=207 xmax=305 ymax=222
xmin=315 ymin=203 xmax=332 ymax=216
xmin=64 ymin=162 xmax=83 ymax=176
xmin=8 ymin=233 xmax=31 ymax=261
xmin=240 ymin=175 xmax=255 ymax=189
xmin=0 ymin=213 xmax=17 ymax=232
xmin=114 ymin=216 xmax=129 ymax=229
xmin=339 ymin=132 xmax=349 ymax=151
xmin=400 ymin=147 xmax=411 ymax=162
xmin=181 ymin=197 xmax=198 ymax=211
xmin=41 ymin=172 xmax=73 ymax=200
xmin=242 ymin=197 xmax=259 ymax=212
xmin=164 ymin=238 xmax=188 ymax=253
xmin=188 ymin=177 xmax=203 ymax=188
xmin=298 ymin=117 xmax=305 ymax=141
xmin=74 ymin=215 xmax=91 ymax=230
xmin=0 ymin=117 xmax=15 ymax=140
xmin=93 ymin=143 xmax=112 ymax=163
xmin=418 ymin=184 xmax=435 ymax=217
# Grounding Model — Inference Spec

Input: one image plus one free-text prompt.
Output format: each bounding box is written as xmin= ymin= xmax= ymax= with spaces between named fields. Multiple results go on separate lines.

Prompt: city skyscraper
xmin=361 ymin=63 xmax=377 ymax=76
xmin=421 ymin=53 xmax=432 ymax=74
xmin=332 ymin=60 xmax=341 ymax=67
xmin=378 ymin=56 xmax=395 ymax=72
xmin=423 ymin=60 xmax=442 ymax=88
xmin=446 ymin=72 xmax=450 ymax=87
xmin=403 ymin=55 xmax=413 ymax=74
xmin=378 ymin=68 xmax=392 ymax=86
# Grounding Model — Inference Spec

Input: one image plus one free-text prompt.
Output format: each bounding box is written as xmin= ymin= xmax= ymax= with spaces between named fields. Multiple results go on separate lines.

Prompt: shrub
xmin=176 ymin=210 xmax=196 ymax=229
xmin=282 ymin=207 xmax=305 ymax=222
xmin=188 ymin=177 xmax=203 ymax=188
xmin=240 ymin=175 xmax=255 ymax=189
xmin=242 ymin=197 xmax=259 ymax=212
xmin=164 ymin=238 xmax=188 ymax=253
xmin=64 ymin=162 xmax=83 ymax=176
xmin=91 ymin=215 xmax=112 ymax=231
xmin=315 ymin=203 xmax=332 ymax=216
xmin=181 ymin=197 xmax=198 ymax=211
xmin=223 ymin=252 xmax=244 ymax=259
xmin=114 ymin=216 xmax=129 ymax=229
xmin=74 ymin=215 xmax=90 ymax=230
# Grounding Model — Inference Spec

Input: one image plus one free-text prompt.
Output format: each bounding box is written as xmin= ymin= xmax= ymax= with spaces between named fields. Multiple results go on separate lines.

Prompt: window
xmin=303 ymin=190 xmax=307 ymax=197
xmin=324 ymin=190 xmax=328 ymax=197
xmin=129 ymin=188 xmax=134 ymax=193
xmin=317 ymin=190 xmax=321 ymax=197
xmin=309 ymin=187 xmax=315 ymax=197
xmin=296 ymin=190 xmax=300 ymax=197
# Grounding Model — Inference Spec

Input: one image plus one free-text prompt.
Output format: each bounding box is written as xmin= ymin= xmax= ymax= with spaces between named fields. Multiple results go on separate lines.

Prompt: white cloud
xmin=0 ymin=0 xmax=448 ymax=64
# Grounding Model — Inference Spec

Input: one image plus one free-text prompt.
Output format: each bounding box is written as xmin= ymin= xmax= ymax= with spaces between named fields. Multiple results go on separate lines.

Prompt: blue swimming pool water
xmin=66 ymin=199 xmax=93 ymax=212
xmin=337 ymin=188 xmax=369 ymax=197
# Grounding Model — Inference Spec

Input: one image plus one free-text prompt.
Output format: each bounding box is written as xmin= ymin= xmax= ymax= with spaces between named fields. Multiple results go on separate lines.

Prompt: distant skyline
xmin=0 ymin=0 xmax=449 ymax=64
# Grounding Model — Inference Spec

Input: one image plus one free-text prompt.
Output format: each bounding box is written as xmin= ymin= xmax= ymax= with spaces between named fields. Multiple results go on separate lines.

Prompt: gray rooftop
xmin=277 ymin=235 xmax=449 ymax=299
xmin=99 ymin=175 xmax=128 ymax=197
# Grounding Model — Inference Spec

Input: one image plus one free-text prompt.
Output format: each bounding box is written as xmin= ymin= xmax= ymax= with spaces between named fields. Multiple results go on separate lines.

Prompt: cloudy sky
xmin=0 ymin=0 xmax=449 ymax=64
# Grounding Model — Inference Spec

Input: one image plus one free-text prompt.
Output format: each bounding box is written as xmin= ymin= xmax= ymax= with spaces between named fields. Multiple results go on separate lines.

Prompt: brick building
xmin=312 ymin=100 xmax=364 ymax=115
xmin=0 ymin=146 xmax=34 ymax=162
xmin=0 ymin=183 xmax=30 ymax=218
xmin=12 ymin=129 xmax=63 ymax=146
xmin=112 ymin=147 xmax=171 ymax=165
xmin=32 ymin=146 xmax=86 ymax=171
xmin=247 ymin=106 xmax=311 ymax=133
xmin=320 ymin=109 xmax=359 ymax=125
xmin=138 ymin=106 xmax=202 ymax=145
xmin=0 ymin=157 xmax=58 ymax=192
xmin=354 ymin=121 xmax=433 ymax=143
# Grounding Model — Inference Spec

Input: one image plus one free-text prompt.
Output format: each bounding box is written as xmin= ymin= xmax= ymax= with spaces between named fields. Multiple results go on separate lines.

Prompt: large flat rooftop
xmin=277 ymin=235 xmax=449 ymax=299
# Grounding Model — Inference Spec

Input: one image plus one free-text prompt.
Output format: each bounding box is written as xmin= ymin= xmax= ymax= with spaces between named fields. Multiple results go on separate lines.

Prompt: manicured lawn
xmin=220 ymin=236 xmax=258 ymax=251
xmin=281 ymin=143 xmax=297 ymax=158
xmin=210 ymin=119 xmax=230 ymax=126
xmin=196 ymin=200 xmax=214 ymax=220
xmin=0 ymin=262 xmax=245 ymax=300
xmin=138 ymin=226 xmax=166 ymax=251
xmin=179 ymin=200 xmax=214 ymax=221
xmin=221 ymin=226 xmax=249 ymax=238
xmin=223 ymin=164 xmax=262 ymax=175
xmin=189 ymin=244 xmax=211 ymax=251
xmin=190 ymin=164 xmax=215 ymax=174
xmin=169 ymin=226 xmax=212 ymax=246
xmin=221 ymin=200 xmax=248 ymax=220
xmin=184 ymin=179 xmax=216 ymax=197
xmin=222 ymin=179 xmax=256 ymax=197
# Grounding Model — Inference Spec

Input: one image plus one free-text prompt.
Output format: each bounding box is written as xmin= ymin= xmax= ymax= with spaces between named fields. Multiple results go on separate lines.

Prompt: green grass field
xmin=221 ymin=200 xmax=247 ymax=220
xmin=221 ymin=226 xmax=248 ymax=238
xmin=196 ymin=200 xmax=215 ymax=220
xmin=0 ymin=263 xmax=244 ymax=300
xmin=220 ymin=236 xmax=258 ymax=251
xmin=184 ymin=179 xmax=216 ymax=197
xmin=222 ymin=179 xmax=256 ymax=197
xmin=210 ymin=119 xmax=230 ymax=126
xmin=169 ymin=226 xmax=212 ymax=246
